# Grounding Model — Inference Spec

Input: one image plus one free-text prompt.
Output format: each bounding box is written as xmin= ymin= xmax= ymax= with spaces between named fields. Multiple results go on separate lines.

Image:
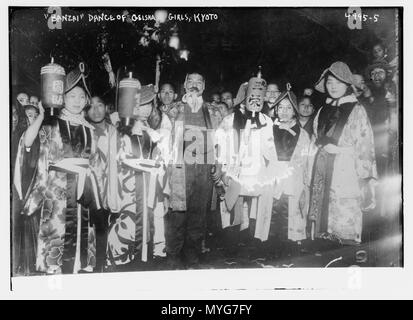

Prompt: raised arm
xmin=23 ymin=102 xmax=45 ymax=148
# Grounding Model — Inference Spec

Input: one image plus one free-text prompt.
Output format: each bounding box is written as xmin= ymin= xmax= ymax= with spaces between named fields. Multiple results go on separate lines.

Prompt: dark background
xmin=10 ymin=7 xmax=399 ymax=104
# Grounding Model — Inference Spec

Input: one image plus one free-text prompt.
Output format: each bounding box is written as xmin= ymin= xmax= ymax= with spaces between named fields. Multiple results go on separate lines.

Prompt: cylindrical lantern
xmin=118 ymin=72 xmax=141 ymax=126
xmin=40 ymin=57 xmax=65 ymax=116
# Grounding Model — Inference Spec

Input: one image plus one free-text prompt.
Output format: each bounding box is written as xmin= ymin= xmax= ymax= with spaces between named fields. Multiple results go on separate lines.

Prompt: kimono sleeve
xmin=350 ymin=104 xmax=378 ymax=180
xmin=18 ymin=127 xmax=50 ymax=216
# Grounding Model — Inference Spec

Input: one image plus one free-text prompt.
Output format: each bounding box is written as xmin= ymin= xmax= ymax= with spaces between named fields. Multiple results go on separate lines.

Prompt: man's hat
xmin=315 ymin=61 xmax=359 ymax=93
xmin=365 ymin=60 xmax=393 ymax=80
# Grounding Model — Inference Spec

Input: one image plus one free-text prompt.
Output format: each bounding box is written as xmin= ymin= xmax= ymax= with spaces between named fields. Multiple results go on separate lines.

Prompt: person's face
xmin=212 ymin=94 xmax=220 ymax=103
xmin=17 ymin=93 xmax=29 ymax=106
xmin=25 ymin=108 xmax=38 ymax=125
xmin=221 ymin=92 xmax=233 ymax=109
xmin=298 ymin=97 xmax=314 ymax=118
xmin=277 ymin=99 xmax=295 ymax=122
xmin=29 ymin=96 xmax=39 ymax=106
xmin=133 ymin=102 xmax=153 ymax=121
xmin=353 ymin=74 xmax=366 ymax=97
xmin=64 ymin=87 xmax=87 ymax=115
xmin=12 ymin=105 xmax=18 ymax=132
xmin=326 ymin=75 xmax=348 ymax=99
xmin=373 ymin=45 xmax=385 ymax=60
xmin=88 ymin=97 xmax=107 ymax=123
xmin=159 ymin=84 xmax=176 ymax=106
xmin=185 ymin=74 xmax=205 ymax=96
xmin=370 ymin=68 xmax=386 ymax=88
xmin=265 ymin=84 xmax=280 ymax=104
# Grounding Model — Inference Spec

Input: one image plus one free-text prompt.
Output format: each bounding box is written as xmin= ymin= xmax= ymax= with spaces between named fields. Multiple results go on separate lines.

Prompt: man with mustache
xmin=165 ymin=73 xmax=219 ymax=269
xmin=365 ymin=61 xmax=394 ymax=178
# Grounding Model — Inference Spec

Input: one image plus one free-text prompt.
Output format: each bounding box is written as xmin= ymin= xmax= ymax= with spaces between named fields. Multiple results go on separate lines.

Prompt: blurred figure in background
xmin=365 ymin=61 xmax=393 ymax=178
xmin=263 ymin=82 xmax=281 ymax=120
xmin=29 ymin=96 xmax=39 ymax=107
xmin=371 ymin=42 xmax=389 ymax=63
xmin=297 ymin=95 xmax=315 ymax=137
xmin=220 ymin=91 xmax=234 ymax=114
xmin=16 ymin=92 xmax=29 ymax=106
xmin=211 ymin=92 xmax=221 ymax=105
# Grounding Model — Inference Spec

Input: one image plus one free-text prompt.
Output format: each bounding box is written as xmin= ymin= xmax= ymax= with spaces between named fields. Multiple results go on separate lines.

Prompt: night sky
xmin=10 ymin=7 xmax=399 ymax=104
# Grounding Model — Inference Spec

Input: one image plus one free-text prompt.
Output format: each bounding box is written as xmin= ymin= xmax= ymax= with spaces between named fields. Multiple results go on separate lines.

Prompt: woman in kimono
xmin=106 ymin=85 xmax=169 ymax=269
xmin=270 ymin=86 xmax=312 ymax=253
xmin=308 ymin=61 xmax=377 ymax=245
xmin=14 ymin=63 xmax=100 ymax=274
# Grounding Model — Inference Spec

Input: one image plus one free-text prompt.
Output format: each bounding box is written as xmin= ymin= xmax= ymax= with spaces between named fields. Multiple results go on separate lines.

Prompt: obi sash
xmin=121 ymin=158 xmax=161 ymax=262
xmin=48 ymin=157 xmax=101 ymax=273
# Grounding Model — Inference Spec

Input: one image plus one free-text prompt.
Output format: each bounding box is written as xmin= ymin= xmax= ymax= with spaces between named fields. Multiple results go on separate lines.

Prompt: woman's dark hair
xmin=159 ymin=82 xmax=176 ymax=93
xmin=84 ymin=95 xmax=113 ymax=124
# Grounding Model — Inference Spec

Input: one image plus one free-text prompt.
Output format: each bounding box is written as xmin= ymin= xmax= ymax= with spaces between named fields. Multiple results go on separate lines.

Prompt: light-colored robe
xmin=215 ymin=112 xmax=278 ymax=241
xmin=311 ymin=94 xmax=377 ymax=243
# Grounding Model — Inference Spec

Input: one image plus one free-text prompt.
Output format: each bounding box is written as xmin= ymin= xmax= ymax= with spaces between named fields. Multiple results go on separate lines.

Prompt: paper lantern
xmin=40 ymin=57 xmax=65 ymax=116
xmin=118 ymin=72 xmax=141 ymax=126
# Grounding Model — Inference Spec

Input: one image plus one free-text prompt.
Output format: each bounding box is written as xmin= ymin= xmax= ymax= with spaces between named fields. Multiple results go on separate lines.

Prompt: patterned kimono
xmin=106 ymin=132 xmax=157 ymax=266
xmin=308 ymin=94 xmax=377 ymax=244
xmin=14 ymin=118 xmax=100 ymax=274
xmin=271 ymin=121 xmax=313 ymax=242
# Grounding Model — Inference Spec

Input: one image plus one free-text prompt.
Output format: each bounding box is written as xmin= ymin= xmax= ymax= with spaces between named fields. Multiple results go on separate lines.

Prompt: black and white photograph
xmin=4 ymin=1 xmax=410 ymax=300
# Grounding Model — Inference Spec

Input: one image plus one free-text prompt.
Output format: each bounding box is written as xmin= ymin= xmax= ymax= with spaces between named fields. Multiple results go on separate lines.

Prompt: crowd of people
xmin=11 ymin=41 xmax=400 ymax=275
